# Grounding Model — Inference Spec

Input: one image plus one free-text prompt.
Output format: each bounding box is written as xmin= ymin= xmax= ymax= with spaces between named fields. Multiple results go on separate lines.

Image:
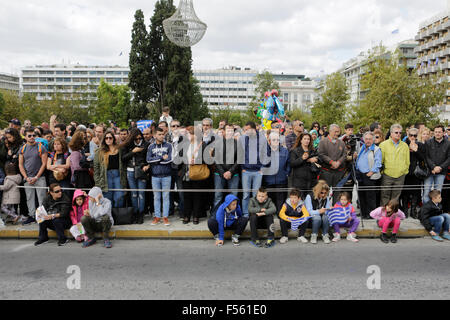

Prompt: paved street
xmin=0 ymin=239 xmax=449 ymax=300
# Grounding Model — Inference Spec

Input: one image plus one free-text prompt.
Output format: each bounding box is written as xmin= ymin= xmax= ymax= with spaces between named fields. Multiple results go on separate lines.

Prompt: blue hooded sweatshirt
xmin=214 ymin=194 xmax=243 ymax=241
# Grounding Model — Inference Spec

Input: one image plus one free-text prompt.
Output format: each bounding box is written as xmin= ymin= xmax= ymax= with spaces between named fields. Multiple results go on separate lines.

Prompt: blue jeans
xmin=127 ymin=171 xmax=147 ymax=214
xmin=152 ymin=176 xmax=171 ymax=218
xmin=429 ymin=213 xmax=450 ymax=234
xmin=423 ymin=174 xmax=446 ymax=204
xmin=309 ymin=214 xmax=330 ymax=235
xmin=213 ymin=174 xmax=240 ymax=214
xmin=242 ymin=171 xmax=263 ymax=217
xmin=104 ymin=169 xmax=124 ymax=208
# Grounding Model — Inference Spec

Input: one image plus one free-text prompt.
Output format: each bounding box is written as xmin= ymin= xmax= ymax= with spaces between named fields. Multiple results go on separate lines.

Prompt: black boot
xmin=135 ymin=213 xmax=144 ymax=225
xmin=380 ymin=233 xmax=389 ymax=243
xmin=391 ymin=233 xmax=398 ymax=243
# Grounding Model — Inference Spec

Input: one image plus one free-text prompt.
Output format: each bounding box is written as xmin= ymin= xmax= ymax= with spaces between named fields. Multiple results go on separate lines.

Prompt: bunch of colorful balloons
xmin=254 ymin=89 xmax=285 ymax=130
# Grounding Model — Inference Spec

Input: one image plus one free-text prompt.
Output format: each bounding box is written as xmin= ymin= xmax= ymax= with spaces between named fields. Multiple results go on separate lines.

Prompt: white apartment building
xmin=194 ymin=67 xmax=316 ymax=112
xmin=0 ymin=72 xmax=20 ymax=93
xmin=414 ymin=9 xmax=450 ymax=121
xmin=194 ymin=67 xmax=257 ymax=111
xmin=21 ymin=65 xmax=129 ymax=101
xmin=339 ymin=40 xmax=418 ymax=106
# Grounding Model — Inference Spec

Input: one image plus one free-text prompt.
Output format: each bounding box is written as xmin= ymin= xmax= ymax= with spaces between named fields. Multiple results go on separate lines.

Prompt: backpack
xmin=20 ymin=142 xmax=44 ymax=157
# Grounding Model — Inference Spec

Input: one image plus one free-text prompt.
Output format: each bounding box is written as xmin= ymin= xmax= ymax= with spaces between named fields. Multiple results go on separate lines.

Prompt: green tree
xmin=93 ymin=80 xmax=131 ymax=127
xmin=146 ymin=0 xmax=208 ymax=124
xmin=129 ymin=9 xmax=150 ymax=120
xmin=312 ymin=72 xmax=350 ymax=126
xmin=0 ymin=91 xmax=5 ymax=126
xmin=352 ymin=48 xmax=445 ymax=129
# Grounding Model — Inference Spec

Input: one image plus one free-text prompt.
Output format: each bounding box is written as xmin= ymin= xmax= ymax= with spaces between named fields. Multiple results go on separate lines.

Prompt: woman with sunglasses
xmin=121 ymin=128 xmax=150 ymax=224
xmin=94 ymin=129 xmax=127 ymax=208
xmin=400 ymin=128 xmax=426 ymax=218
xmin=304 ymin=180 xmax=332 ymax=244
xmin=34 ymin=183 xmax=72 ymax=247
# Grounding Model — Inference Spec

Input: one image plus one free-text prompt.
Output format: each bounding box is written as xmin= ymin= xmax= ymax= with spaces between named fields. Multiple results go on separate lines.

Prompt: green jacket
xmin=248 ymin=197 xmax=277 ymax=216
xmin=93 ymin=148 xmax=128 ymax=193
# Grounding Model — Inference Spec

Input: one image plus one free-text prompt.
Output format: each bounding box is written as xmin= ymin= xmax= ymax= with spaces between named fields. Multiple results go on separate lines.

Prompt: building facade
xmin=0 ymin=72 xmax=20 ymax=93
xmin=194 ymin=67 xmax=316 ymax=112
xmin=339 ymin=40 xmax=418 ymax=106
xmin=414 ymin=10 xmax=450 ymax=121
xmin=21 ymin=65 xmax=129 ymax=101
xmin=274 ymin=74 xmax=317 ymax=113
xmin=194 ymin=67 xmax=257 ymax=110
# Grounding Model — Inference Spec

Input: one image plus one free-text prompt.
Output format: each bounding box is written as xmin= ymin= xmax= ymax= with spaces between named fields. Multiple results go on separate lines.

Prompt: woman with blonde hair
xmin=418 ymin=127 xmax=431 ymax=143
xmin=303 ymin=180 xmax=332 ymax=244
xmin=94 ymin=129 xmax=127 ymax=208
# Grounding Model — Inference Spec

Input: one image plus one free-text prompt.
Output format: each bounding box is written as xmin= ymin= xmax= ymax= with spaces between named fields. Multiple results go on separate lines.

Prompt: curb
xmin=0 ymin=227 xmax=429 ymax=240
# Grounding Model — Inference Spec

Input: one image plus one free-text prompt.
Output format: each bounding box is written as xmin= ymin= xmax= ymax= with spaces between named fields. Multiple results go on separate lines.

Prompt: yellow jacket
xmin=379 ymin=138 xmax=410 ymax=178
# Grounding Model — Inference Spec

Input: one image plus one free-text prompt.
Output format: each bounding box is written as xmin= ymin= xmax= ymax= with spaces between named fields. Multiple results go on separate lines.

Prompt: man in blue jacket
xmin=147 ymin=128 xmax=173 ymax=226
xmin=263 ymin=131 xmax=291 ymax=213
xmin=208 ymin=194 xmax=249 ymax=246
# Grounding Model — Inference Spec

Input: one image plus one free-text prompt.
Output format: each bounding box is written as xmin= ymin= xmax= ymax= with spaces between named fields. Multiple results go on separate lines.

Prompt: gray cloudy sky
xmin=0 ymin=0 xmax=448 ymax=77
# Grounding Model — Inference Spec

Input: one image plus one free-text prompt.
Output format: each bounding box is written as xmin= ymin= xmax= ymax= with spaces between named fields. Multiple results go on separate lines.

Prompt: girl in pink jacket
xmin=370 ymin=199 xmax=406 ymax=244
xmin=70 ymin=189 xmax=89 ymax=242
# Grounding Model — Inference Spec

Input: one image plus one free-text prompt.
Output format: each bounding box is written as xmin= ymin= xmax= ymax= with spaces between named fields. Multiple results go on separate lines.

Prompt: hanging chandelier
xmin=163 ymin=0 xmax=207 ymax=47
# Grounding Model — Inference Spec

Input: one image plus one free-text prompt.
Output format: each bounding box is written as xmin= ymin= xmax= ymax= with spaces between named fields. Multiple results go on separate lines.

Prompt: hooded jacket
xmin=214 ymin=194 xmax=243 ymax=241
xmin=88 ymin=187 xmax=114 ymax=225
xmin=0 ymin=174 xmax=22 ymax=205
xmin=70 ymin=189 xmax=89 ymax=225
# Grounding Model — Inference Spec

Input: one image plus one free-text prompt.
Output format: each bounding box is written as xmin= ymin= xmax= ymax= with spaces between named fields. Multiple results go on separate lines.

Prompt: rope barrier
xmin=17 ymin=185 xmax=450 ymax=193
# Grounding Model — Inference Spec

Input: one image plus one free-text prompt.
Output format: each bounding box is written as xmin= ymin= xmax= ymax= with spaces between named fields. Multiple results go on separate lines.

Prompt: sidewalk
xmin=0 ymin=216 xmax=429 ymax=239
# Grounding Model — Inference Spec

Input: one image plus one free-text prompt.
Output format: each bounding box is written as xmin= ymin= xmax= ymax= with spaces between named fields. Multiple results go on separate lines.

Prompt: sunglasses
xmin=320 ymin=191 xmax=327 ymax=195
xmin=393 ymin=132 xmax=401 ymax=135
xmin=375 ymin=136 xmax=380 ymax=139
xmin=52 ymin=189 xmax=62 ymax=194
xmin=409 ymin=134 xmax=418 ymax=138
xmin=27 ymin=134 xmax=36 ymax=138
xmin=105 ymin=136 xmax=114 ymax=140
xmin=171 ymin=125 xmax=180 ymax=128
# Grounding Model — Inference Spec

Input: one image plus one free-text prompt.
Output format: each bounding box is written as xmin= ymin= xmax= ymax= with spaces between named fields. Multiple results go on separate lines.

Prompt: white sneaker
xmin=332 ymin=233 xmax=341 ymax=242
xmin=310 ymin=234 xmax=318 ymax=244
xmin=297 ymin=236 xmax=308 ymax=243
xmin=322 ymin=234 xmax=331 ymax=244
xmin=279 ymin=236 xmax=289 ymax=244
xmin=347 ymin=233 xmax=359 ymax=242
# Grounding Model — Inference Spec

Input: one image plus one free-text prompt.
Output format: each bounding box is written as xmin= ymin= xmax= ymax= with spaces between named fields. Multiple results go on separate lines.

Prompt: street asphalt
xmin=0 ymin=238 xmax=449 ymax=300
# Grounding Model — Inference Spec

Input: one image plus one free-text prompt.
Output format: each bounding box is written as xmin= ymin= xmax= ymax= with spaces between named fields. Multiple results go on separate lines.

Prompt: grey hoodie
xmin=88 ymin=187 xmax=114 ymax=225
xmin=0 ymin=174 xmax=22 ymax=205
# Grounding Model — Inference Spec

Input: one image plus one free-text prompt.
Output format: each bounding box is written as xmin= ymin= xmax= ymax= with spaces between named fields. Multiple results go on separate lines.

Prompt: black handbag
xmin=134 ymin=165 xmax=147 ymax=180
xmin=112 ymin=207 xmax=135 ymax=225
xmin=414 ymin=163 xmax=429 ymax=180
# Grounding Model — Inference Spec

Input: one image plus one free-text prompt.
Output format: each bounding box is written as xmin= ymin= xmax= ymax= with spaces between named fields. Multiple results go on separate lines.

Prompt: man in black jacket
xmin=420 ymin=190 xmax=450 ymax=242
xmin=212 ymin=124 xmax=242 ymax=215
xmin=424 ymin=125 xmax=450 ymax=204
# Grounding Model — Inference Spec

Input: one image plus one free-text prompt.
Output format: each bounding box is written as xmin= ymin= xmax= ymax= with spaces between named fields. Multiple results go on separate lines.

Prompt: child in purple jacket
xmin=331 ymin=192 xmax=360 ymax=243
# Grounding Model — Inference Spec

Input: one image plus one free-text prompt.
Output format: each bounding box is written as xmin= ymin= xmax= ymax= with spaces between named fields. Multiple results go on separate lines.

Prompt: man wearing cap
xmin=9 ymin=119 xmax=21 ymax=131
